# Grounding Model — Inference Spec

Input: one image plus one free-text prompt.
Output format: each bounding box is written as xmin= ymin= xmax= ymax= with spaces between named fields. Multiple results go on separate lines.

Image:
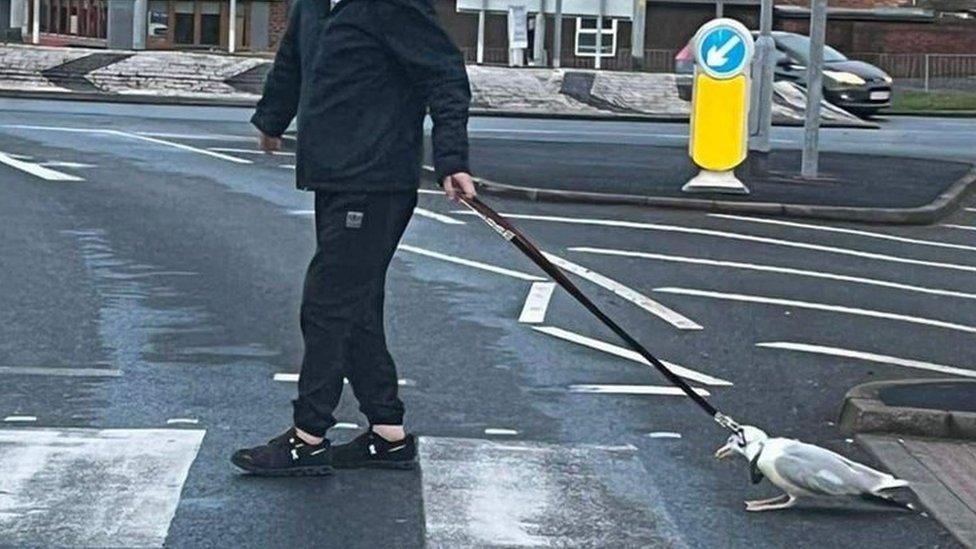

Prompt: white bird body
xmin=715 ymin=426 xmax=911 ymax=512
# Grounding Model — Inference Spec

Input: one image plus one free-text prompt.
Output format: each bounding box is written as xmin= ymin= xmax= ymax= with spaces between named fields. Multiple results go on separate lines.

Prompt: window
xmin=173 ymin=1 xmax=194 ymax=44
xmin=575 ymin=17 xmax=616 ymax=58
xmin=147 ymin=0 xmax=168 ymax=39
xmin=198 ymin=1 xmax=220 ymax=45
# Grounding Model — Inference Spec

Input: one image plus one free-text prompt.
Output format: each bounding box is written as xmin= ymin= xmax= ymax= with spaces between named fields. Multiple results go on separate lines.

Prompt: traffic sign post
xmin=683 ymin=18 xmax=754 ymax=194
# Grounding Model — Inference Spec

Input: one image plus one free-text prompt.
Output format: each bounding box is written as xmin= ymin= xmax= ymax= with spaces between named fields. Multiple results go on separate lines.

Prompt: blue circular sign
xmin=693 ymin=19 xmax=754 ymax=79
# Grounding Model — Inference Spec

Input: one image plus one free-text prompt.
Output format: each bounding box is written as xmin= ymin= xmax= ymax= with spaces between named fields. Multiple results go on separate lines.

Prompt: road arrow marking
xmin=0 ymin=151 xmax=83 ymax=181
xmin=706 ymin=34 xmax=741 ymax=67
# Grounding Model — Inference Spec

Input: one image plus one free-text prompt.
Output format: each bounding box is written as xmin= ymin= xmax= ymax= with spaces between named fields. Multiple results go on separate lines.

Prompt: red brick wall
xmin=778 ymin=18 xmax=976 ymax=53
xmin=268 ymin=0 xmax=290 ymax=51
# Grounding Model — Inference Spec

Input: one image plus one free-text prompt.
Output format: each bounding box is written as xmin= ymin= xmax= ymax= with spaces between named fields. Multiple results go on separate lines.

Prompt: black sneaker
xmin=331 ymin=430 xmax=418 ymax=470
xmin=231 ymin=428 xmax=334 ymax=476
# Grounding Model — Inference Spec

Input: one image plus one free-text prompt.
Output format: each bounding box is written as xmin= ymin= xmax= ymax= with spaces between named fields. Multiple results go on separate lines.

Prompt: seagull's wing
xmin=771 ymin=442 xmax=886 ymax=497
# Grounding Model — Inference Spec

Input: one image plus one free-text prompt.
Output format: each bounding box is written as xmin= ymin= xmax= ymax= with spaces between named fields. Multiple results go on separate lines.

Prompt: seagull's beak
xmin=714 ymin=443 xmax=734 ymax=460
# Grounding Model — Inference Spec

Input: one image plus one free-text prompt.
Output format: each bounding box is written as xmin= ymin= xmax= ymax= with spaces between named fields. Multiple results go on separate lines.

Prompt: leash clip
xmin=713 ymin=412 xmax=742 ymax=433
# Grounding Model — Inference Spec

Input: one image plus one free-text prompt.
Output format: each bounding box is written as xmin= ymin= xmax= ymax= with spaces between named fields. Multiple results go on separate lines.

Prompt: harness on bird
xmin=459 ymin=195 xmax=746 ymax=437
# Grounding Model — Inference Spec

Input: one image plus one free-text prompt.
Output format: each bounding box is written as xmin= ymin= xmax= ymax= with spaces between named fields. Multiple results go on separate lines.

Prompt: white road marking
xmin=3 ymin=416 xmax=37 ymax=423
xmin=469 ymin=128 xmax=689 ymax=140
xmin=656 ymin=287 xmax=976 ymax=335
xmin=532 ymin=326 xmax=733 ymax=386
xmin=518 ymin=282 xmax=557 ymax=324
xmin=208 ymin=147 xmax=295 ymax=156
xmin=0 ymin=428 xmax=204 ymax=547
xmin=966 ymin=208 xmax=976 ymax=213
xmin=0 ymin=151 xmax=84 ymax=181
xmin=414 ymin=207 xmax=466 ymax=225
xmin=543 ymin=253 xmax=702 ymax=330
xmin=0 ymin=366 xmax=122 ymax=377
xmin=398 ymin=244 xmax=545 ymax=281
xmin=418 ymin=188 xmax=442 ymax=195
xmin=942 ymin=224 xmax=976 ymax=232
xmin=279 ymin=164 xmax=296 ymax=169
xmin=288 ymin=210 xmax=314 ymax=216
xmin=166 ymin=418 xmax=199 ymax=425
xmin=40 ymin=161 xmax=96 ymax=169
xmin=135 ymin=131 xmax=255 ymax=141
xmin=112 ymin=130 xmax=252 ymax=164
xmin=569 ymin=384 xmax=710 ymax=396
xmin=484 ymin=428 xmax=519 ymax=436
xmin=274 ymin=374 xmax=416 ymax=386
xmin=647 ymin=432 xmax=682 ymax=439
xmin=419 ymin=437 xmax=676 ymax=547
xmin=710 ymin=214 xmax=976 ymax=254
xmin=571 ymin=247 xmax=976 ymax=301
xmin=334 ymin=422 xmax=360 ymax=429
xmin=453 ymin=211 xmax=976 ymax=275
xmin=757 ymin=342 xmax=976 ymax=379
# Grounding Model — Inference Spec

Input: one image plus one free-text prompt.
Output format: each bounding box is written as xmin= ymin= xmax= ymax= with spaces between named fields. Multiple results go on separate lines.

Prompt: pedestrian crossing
xmin=0 ymin=429 xmax=683 ymax=548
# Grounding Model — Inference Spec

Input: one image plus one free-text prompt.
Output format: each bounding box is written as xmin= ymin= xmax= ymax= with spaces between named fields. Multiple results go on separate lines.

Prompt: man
xmin=232 ymin=0 xmax=475 ymax=475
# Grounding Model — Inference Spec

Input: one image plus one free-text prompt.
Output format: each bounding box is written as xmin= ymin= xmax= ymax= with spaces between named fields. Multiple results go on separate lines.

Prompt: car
xmin=674 ymin=31 xmax=894 ymax=116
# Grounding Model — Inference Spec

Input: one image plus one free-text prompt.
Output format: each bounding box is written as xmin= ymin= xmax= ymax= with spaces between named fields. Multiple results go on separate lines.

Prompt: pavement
xmin=2 ymin=99 xmax=976 ymax=547
xmin=0 ymin=44 xmax=871 ymax=126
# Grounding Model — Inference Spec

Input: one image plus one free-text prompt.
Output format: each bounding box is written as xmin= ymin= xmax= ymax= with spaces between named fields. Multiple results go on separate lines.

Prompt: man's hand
xmin=442 ymin=172 xmax=476 ymax=202
xmin=259 ymin=132 xmax=282 ymax=153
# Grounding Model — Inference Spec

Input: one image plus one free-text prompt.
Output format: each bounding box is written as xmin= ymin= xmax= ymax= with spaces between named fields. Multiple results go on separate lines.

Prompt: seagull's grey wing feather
xmin=772 ymin=443 xmax=884 ymax=496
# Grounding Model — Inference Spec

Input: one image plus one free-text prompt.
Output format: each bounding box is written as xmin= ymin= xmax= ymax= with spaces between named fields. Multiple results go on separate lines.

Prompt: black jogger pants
xmin=293 ymin=190 xmax=417 ymax=437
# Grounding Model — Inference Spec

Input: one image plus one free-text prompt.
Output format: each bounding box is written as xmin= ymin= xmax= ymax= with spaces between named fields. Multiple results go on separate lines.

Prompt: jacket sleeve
xmin=376 ymin=0 xmax=471 ymax=183
xmin=251 ymin=1 xmax=302 ymax=138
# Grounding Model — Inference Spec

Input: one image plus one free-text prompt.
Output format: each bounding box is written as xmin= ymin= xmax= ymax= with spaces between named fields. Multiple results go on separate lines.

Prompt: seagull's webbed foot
xmin=745 ymin=494 xmax=795 ymax=512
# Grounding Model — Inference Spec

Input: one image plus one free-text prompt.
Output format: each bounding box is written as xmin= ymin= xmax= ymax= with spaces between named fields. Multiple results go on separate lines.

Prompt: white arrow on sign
xmin=706 ymin=34 xmax=742 ymax=67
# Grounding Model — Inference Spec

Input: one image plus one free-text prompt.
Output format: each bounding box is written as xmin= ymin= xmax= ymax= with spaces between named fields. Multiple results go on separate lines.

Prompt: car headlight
xmin=824 ymin=70 xmax=866 ymax=87
xmin=882 ymin=74 xmax=893 ymax=85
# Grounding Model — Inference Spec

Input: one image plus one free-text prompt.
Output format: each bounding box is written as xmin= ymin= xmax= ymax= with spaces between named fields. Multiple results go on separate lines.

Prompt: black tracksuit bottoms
xmin=293 ymin=189 xmax=418 ymax=437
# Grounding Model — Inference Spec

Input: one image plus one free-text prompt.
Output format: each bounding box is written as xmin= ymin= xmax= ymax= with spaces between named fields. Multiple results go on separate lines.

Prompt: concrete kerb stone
xmin=839 ymin=379 xmax=976 ymax=440
xmin=437 ymin=165 xmax=976 ymax=225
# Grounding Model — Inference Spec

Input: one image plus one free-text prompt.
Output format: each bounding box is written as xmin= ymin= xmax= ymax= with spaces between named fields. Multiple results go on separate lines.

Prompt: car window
xmin=774 ymin=33 xmax=847 ymax=64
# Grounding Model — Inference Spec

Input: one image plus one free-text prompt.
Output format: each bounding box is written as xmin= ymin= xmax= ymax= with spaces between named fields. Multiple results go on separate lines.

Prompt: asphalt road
xmin=1 ymin=98 xmax=974 ymax=548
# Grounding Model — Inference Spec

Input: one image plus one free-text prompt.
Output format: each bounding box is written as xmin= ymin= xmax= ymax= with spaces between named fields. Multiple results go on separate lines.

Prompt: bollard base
xmin=682 ymin=169 xmax=750 ymax=195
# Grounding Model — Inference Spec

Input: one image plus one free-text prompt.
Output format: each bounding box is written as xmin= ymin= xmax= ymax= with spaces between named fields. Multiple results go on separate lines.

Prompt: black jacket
xmin=251 ymin=0 xmax=471 ymax=192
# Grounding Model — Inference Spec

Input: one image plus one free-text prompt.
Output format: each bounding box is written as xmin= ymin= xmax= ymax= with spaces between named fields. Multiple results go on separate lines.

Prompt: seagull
xmin=714 ymin=425 xmax=911 ymax=512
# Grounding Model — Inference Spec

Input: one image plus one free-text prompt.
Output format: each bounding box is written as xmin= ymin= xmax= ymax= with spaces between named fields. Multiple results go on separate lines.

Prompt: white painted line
xmin=3 ymin=416 xmax=37 ymax=423
xmin=0 ymin=366 xmax=122 ymax=377
xmin=274 ymin=374 xmax=416 ymax=386
xmin=942 ymin=224 xmax=976 ymax=232
xmin=136 ymin=131 xmax=255 ymax=141
xmin=655 ymin=287 xmax=976 ymax=335
xmin=0 ymin=151 xmax=83 ymax=181
xmin=757 ymin=342 xmax=976 ymax=379
xmin=710 ymin=214 xmax=976 ymax=254
xmin=279 ymin=164 xmax=296 ymax=170
xmin=569 ymin=384 xmax=710 ymax=397
xmin=453 ymin=211 xmax=976 ymax=275
xmin=334 ymin=422 xmax=360 ymax=430
xmin=571 ymin=247 xmax=976 ymax=301
xmin=532 ymin=326 xmax=733 ymax=387
xmin=398 ymin=244 xmax=545 ymax=281
xmin=966 ymin=208 xmax=976 ymax=213
xmin=1 ymin=124 xmax=98 ymax=133
xmin=166 ymin=418 xmax=199 ymax=425
xmin=414 ymin=207 xmax=466 ymax=225
xmin=647 ymin=432 xmax=682 ymax=439
xmin=543 ymin=253 xmax=702 ymax=330
xmin=109 ymin=130 xmax=252 ymax=164
xmin=418 ymin=188 xmax=442 ymax=195
xmin=40 ymin=161 xmax=96 ymax=169
xmin=288 ymin=209 xmax=314 ymax=216
xmin=484 ymin=428 xmax=519 ymax=436
xmin=518 ymin=282 xmax=557 ymax=324
xmin=0 ymin=428 xmax=204 ymax=547
xmin=208 ymin=147 xmax=295 ymax=156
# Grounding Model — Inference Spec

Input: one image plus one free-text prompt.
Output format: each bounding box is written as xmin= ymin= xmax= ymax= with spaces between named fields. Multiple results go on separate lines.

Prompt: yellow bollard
xmin=683 ymin=18 xmax=755 ymax=194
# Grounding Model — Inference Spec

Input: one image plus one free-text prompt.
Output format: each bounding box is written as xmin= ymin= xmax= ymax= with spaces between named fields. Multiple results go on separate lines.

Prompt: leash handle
xmin=460 ymin=195 xmax=727 ymax=421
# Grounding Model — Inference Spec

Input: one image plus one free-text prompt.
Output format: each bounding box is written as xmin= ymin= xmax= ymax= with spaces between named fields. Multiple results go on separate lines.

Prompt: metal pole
xmin=924 ymin=54 xmax=930 ymax=92
xmin=477 ymin=5 xmax=486 ymax=64
xmin=630 ymin=0 xmax=646 ymax=71
xmin=750 ymin=0 xmax=775 ymax=152
xmin=715 ymin=0 xmax=723 ymax=17
xmin=533 ymin=0 xmax=546 ymax=66
xmin=31 ymin=0 xmax=39 ymax=43
xmin=552 ymin=0 xmax=562 ymax=68
xmin=801 ymin=0 xmax=827 ymax=179
xmin=595 ymin=0 xmax=604 ymax=70
xmin=228 ymin=0 xmax=236 ymax=53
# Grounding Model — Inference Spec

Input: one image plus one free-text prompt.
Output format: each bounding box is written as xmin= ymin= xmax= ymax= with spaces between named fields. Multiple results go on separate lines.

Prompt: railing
xmin=461 ymin=47 xmax=678 ymax=73
xmin=849 ymin=52 xmax=976 ymax=91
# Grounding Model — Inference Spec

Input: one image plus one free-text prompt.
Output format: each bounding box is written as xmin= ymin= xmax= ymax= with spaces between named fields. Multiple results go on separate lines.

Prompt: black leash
xmin=460 ymin=195 xmax=742 ymax=434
